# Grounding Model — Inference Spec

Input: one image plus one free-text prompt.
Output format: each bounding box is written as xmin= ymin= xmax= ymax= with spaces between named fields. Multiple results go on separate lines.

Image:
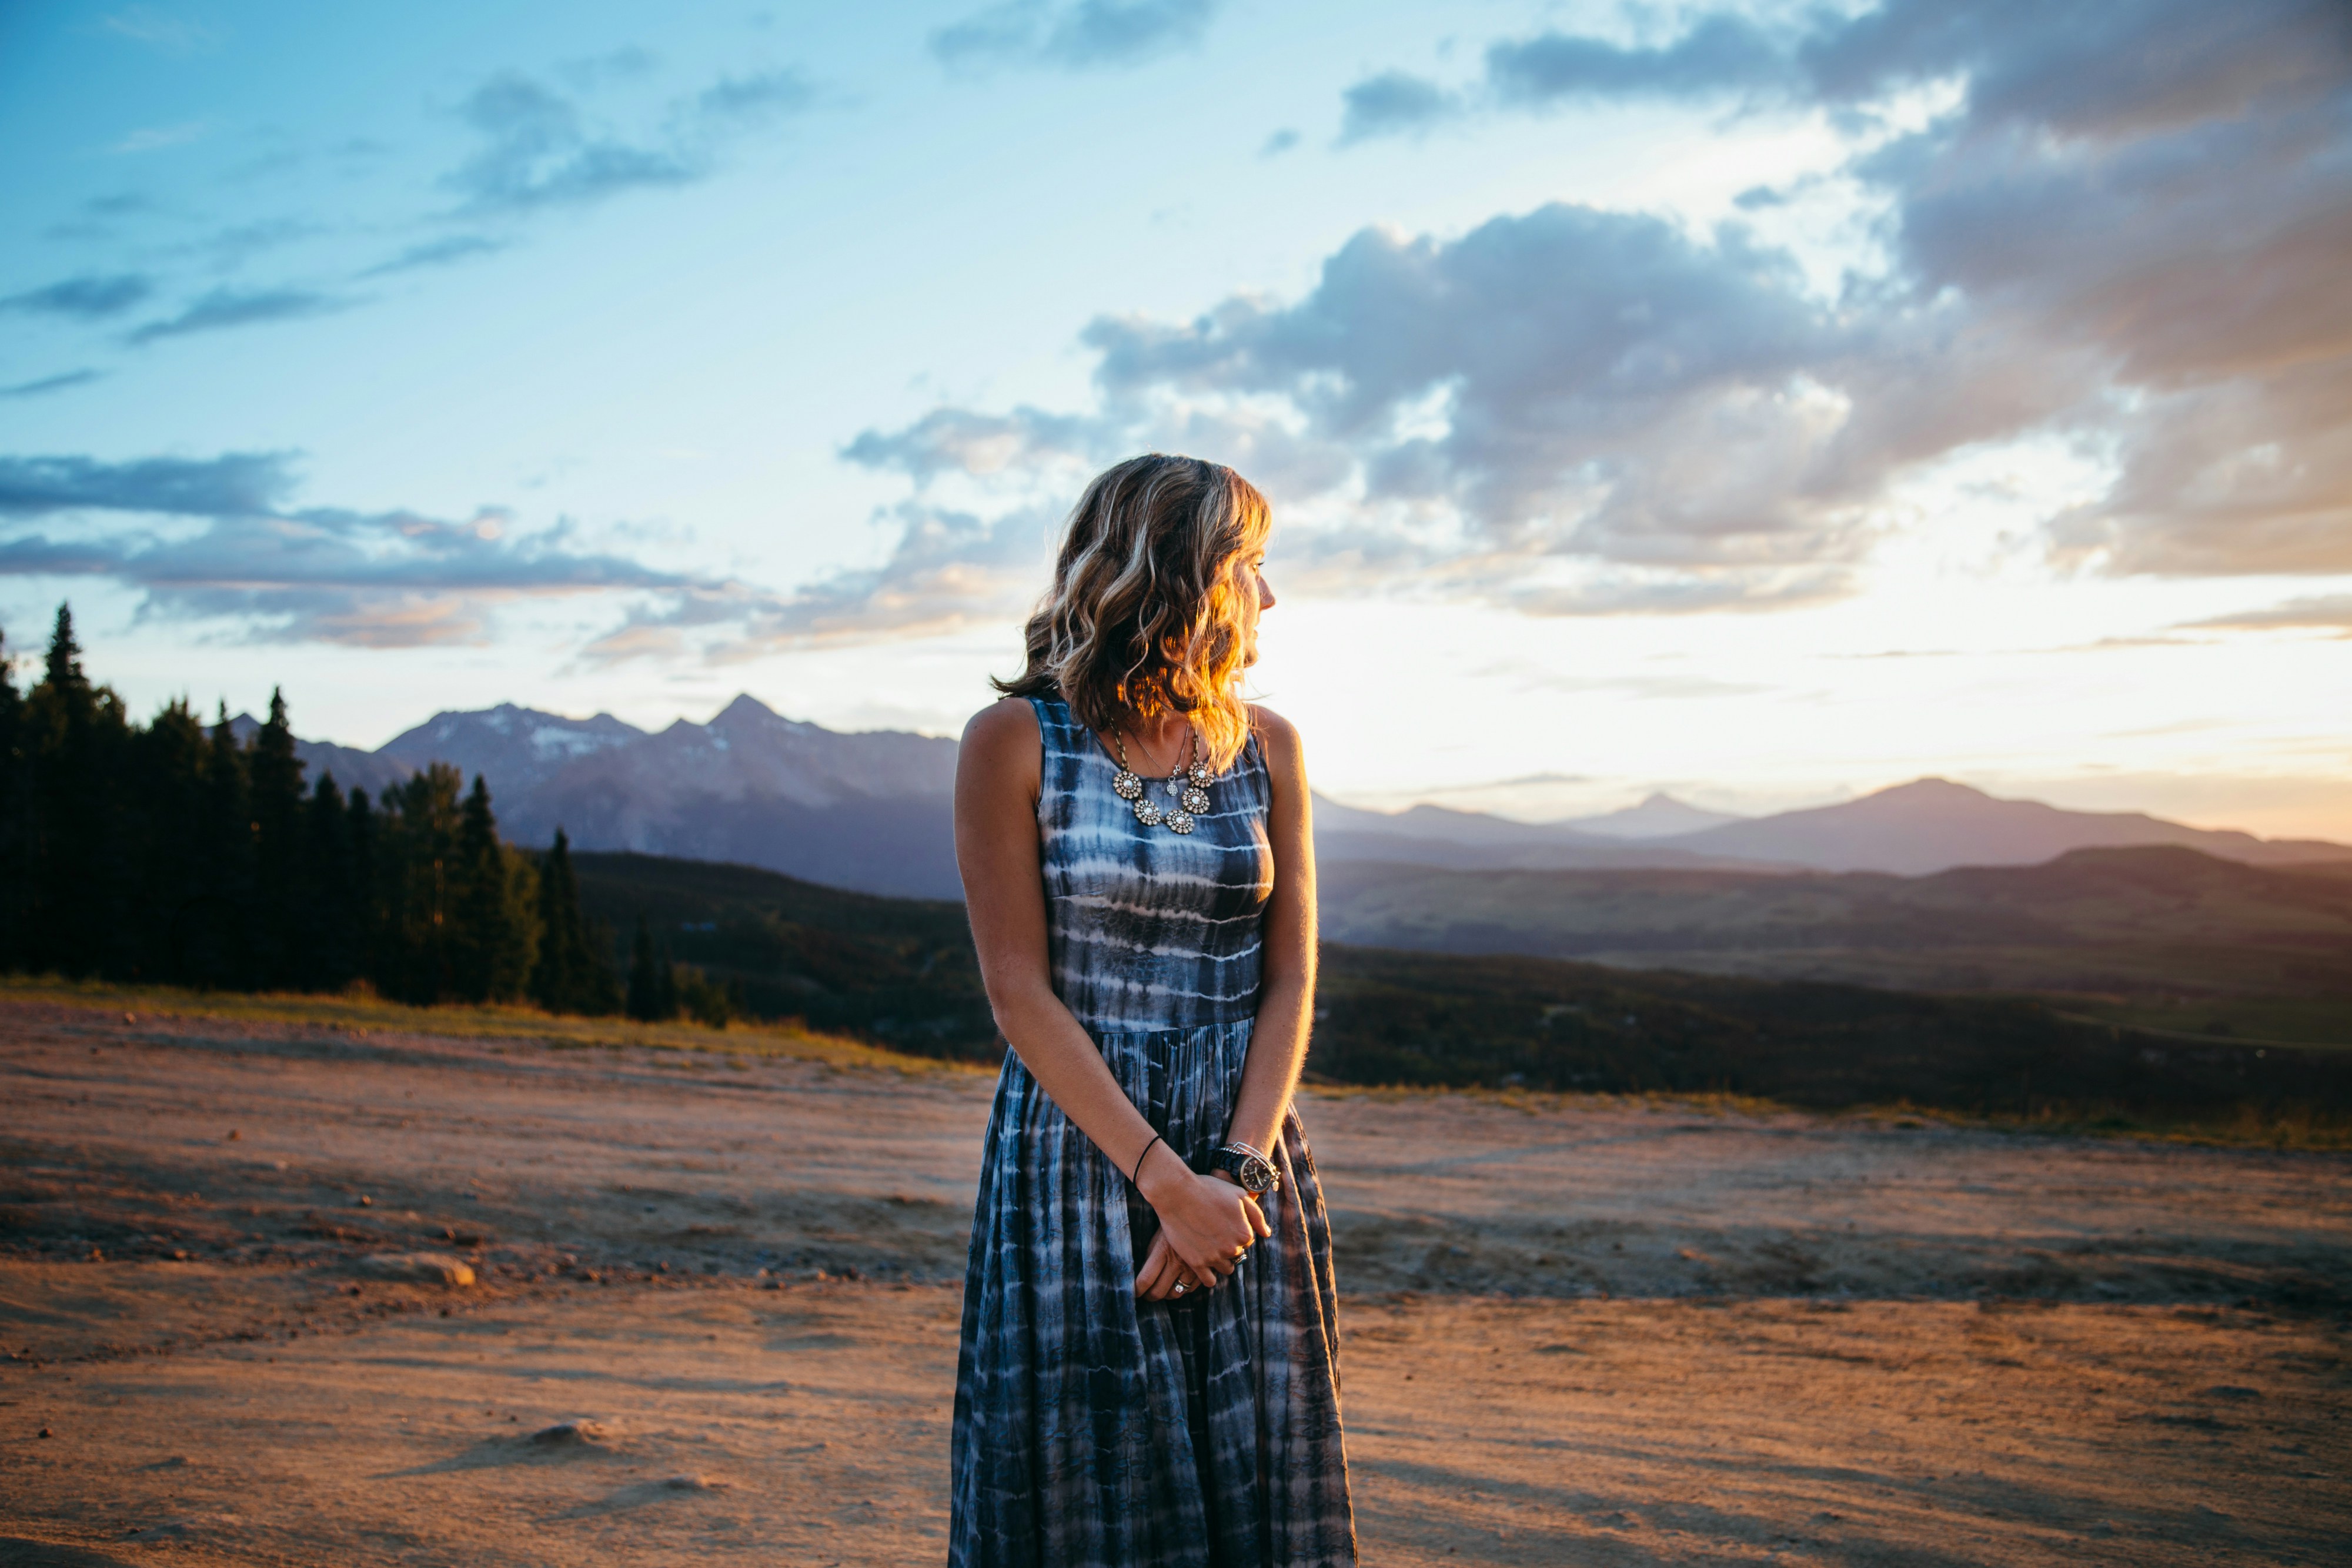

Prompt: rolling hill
xmin=1319 ymin=846 xmax=2352 ymax=1027
xmin=566 ymin=849 xmax=2352 ymax=1126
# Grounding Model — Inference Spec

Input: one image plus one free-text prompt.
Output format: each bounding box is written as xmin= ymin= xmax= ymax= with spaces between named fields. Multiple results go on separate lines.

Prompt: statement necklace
xmin=1112 ymin=730 xmax=1215 ymax=835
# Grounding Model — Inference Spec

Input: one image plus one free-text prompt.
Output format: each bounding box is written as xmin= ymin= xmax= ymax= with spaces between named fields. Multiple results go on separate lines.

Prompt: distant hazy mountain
xmin=499 ymin=696 xmax=961 ymax=898
xmin=379 ymin=702 xmax=646 ymax=797
xmin=1648 ymin=777 xmax=2352 ymax=874
xmin=251 ymin=696 xmax=963 ymax=898
xmin=1558 ymin=792 xmax=1746 ymax=839
xmin=256 ymin=701 xmax=2352 ymax=898
xmin=1311 ymin=793 xmax=1772 ymax=872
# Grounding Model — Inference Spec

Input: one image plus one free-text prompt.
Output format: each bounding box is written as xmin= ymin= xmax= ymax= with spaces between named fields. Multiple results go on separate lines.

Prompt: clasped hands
xmin=1131 ymin=1144 xmax=1272 ymax=1302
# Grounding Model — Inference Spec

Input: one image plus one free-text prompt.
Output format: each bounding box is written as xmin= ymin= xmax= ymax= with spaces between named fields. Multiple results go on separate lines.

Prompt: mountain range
xmin=257 ymin=697 xmax=2352 ymax=900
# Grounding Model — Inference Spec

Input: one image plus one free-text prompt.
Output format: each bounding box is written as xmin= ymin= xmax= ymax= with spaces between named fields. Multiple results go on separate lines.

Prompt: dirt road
xmin=4 ymin=999 xmax=2348 ymax=1564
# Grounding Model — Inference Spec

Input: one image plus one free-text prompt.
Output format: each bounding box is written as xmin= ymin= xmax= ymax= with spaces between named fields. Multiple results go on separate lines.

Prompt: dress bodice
xmin=1029 ymin=696 xmax=1273 ymax=1034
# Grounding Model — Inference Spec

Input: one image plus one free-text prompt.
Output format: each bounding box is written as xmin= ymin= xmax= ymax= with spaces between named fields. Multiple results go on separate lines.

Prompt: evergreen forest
xmin=0 ymin=605 xmax=639 ymax=1017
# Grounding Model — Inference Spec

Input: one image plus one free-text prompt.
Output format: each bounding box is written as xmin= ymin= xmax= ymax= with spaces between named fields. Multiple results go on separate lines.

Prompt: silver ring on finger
xmin=1171 ymin=1281 xmax=1188 ymax=1296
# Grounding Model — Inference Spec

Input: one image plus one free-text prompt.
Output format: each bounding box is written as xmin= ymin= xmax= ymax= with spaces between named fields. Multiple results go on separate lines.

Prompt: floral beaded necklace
xmin=1112 ymin=728 xmax=1215 ymax=835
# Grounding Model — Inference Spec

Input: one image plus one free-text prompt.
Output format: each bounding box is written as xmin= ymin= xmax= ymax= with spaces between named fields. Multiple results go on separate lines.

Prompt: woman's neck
xmin=1116 ymin=709 xmax=1196 ymax=774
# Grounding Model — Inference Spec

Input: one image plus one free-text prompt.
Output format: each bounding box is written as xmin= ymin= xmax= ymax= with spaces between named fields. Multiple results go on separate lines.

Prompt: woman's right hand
xmin=1137 ymin=1142 xmax=1272 ymax=1288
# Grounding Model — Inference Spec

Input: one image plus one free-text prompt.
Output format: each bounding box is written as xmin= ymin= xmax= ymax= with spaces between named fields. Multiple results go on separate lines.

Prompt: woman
xmin=950 ymin=454 xmax=1356 ymax=1566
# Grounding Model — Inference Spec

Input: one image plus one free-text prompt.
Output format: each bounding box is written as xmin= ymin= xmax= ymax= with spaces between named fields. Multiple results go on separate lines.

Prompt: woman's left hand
xmin=1134 ymin=1230 xmax=1204 ymax=1301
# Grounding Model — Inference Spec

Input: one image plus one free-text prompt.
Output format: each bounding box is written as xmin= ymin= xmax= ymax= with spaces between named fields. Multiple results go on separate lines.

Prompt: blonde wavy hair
xmin=995 ymin=454 xmax=1271 ymax=771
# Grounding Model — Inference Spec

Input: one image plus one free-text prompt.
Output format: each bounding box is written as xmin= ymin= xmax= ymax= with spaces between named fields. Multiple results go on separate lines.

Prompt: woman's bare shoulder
xmin=1247 ymin=703 xmax=1306 ymax=776
xmin=961 ymin=696 xmax=1041 ymax=764
xmin=1248 ymin=702 xmax=1302 ymax=751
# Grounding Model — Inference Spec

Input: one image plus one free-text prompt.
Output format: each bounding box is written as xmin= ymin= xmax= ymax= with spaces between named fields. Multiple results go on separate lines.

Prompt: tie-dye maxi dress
xmin=948 ymin=696 xmax=1357 ymax=1567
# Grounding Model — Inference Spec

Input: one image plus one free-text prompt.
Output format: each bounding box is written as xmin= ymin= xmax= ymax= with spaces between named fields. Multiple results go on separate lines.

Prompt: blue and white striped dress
xmin=948 ymin=696 xmax=1357 ymax=1567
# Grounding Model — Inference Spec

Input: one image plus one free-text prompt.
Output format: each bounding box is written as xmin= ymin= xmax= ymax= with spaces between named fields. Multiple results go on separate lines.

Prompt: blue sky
xmin=5 ymin=1 xmax=2351 ymax=837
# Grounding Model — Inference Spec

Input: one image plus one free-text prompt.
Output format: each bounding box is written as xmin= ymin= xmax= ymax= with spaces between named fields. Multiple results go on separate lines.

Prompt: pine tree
xmin=249 ymin=689 xmax=307 ymax=987
xmin=129 ymin=699 xmax=213 ymax=984
xmin=448 ymin=774 xmax=534 ymax=1004
xmin=345 ymin=786 xmax=378 ymax=987
xmin=186 ymin=703 xmax=257 ymax=987
xmin=301 ymin=774 xmax=356 ymax=989
xmin=0 ymin=624 xmax=23 ymax=972
xmin=26 ymin=605 xmax=131 ymax=977
xmin=626 ymin=915 xmax=676 ymax=1022
xmin=530 ymin=828 xmax=619 ymax=1014
xmin=377 ymin=764 xmax=464 ymax=1004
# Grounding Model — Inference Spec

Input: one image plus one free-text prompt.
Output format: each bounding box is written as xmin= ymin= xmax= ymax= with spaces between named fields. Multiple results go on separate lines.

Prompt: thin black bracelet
xmin=1130 ymin=1132 xmax=1164 ymax=1186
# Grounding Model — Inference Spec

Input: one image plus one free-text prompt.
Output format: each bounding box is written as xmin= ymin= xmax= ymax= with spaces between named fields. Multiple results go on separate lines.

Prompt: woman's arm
xmin=956 ymin=699 xmax=1268 ymax=1289
xmin=1222 ymin=706 xmax=1316 ymax=1158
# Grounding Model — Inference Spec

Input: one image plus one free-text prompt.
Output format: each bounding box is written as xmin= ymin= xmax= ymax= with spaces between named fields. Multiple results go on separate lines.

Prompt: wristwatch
xmin=1209 ymin=1141 xmax=1279 ymax=1196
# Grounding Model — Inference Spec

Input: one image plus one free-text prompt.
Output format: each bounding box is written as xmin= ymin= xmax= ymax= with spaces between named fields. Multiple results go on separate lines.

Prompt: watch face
xmin=1237 ymin=1152 xmax=1277 ymax=1194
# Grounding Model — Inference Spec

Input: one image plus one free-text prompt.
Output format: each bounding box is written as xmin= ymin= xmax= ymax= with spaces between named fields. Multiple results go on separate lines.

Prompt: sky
xmin=4 ymin=0 xmax=2350 ymax=837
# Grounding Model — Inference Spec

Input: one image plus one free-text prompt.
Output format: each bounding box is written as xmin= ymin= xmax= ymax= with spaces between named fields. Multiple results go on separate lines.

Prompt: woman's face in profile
xmin=1237 ymin=552 xmax=1275 ymax=665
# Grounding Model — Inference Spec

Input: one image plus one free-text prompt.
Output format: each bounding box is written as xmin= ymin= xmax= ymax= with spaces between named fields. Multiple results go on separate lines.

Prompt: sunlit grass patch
xmin=1300 ymin=1079 xmax=2352 ymax=1151
xmin=0 ymin=972 xmax=985 ymax=1076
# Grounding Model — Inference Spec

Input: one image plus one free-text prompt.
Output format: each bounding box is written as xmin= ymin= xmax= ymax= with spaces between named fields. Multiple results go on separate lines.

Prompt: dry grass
xmin=14 ymin=974 xmax=2343 ymax=1147
xmin=0 ymin=973 xmax=981 ymax=1076
xmin=1304 ymin=1078 xmax=2352 ymax=1151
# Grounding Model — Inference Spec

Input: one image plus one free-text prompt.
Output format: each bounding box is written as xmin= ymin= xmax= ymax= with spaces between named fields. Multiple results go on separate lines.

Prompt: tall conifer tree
xmin=131 ymin=699 xmax=213 ymax=984
xmin=346 ymin=786 xmax=379 ymax=988
xmin=188 ymin=703 xmax=256 ymax=987
xmin=379 ymin=764 xmax=462 ymax=1003
xmin=0 ymin=624 xmax=23 ymax=972
xmin=530 ymin=828 xmax=617 ymax=1014
xmin=28 ymin=605 xmax=129 ymax=976
xmin=249 ymin=689 xmax=306 ymax=987
xmin=301 ymin=774 xmax=356 ymax=989
xmin=625 ymin=915 xmax=677 ymax=1022
xmin=449 ymin=774 xmax=532 ymax=1003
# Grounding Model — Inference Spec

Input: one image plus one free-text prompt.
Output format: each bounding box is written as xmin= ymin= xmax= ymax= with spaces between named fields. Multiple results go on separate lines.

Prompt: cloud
xmin=46 ymin=193 xmax=158 ymax=242
xmin=102 ymin=7 xmax=218 ymax=52
xmin=176 ymin=217 xmax=327 ymax=266
xmin=931 ymin=0 xmax=1218 ymax=72
xmin=0 ymin=372 xmax=103 ymax=400
xmin=823 ymin=199 xmax=1899 ymax=621
xmin=1336 ymin=73 xmax=1459 ymax=144
xmin=0 ymin=274 xmax=153 ymax=320
xmin=1297 ymin=0 xmax=2352 ymax=583
xmin=691 ymin=69 xmax=817 ymax=124
xmin=0 ymin=452 xmax=297 ymax=517
xmin=562 ymin=45 xmax=659 ymax=87
xmin=841 ymin=406 xmax=1107 ymax=486
xmin=440 ymin=66 xmax=816 ymax=217
xmin=124 ymin=286 xmax=352 ymax=346
xmin=1455 ymin=1 xmax=2349 ymax=132
xmin=443 ymin=73 xmax=696 ymax=214
xmin=1259 ymin=129 xmax=1299 ymax=158
xmin=0 ymin=450 xmax=728 ymax=649
xmin=1484 ymin=15 xmax=1796 ymax=109
xmin=584 ymin=502 xmax=1061 ymax=662
xmin=108 ymin=120 xmax=211 ymax=154
xmin=1082 ymin=205 xmax=1866 ymax=571
xmin=2186 ymin=594 xmax=2352 ymax=634
xmin=356 ymin=235 xmax=506 ymax=278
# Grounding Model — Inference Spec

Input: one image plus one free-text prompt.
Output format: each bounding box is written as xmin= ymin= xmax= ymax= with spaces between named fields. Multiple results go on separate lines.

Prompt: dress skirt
xmin=948 ymin=1017 xmax=1357 ymax=1567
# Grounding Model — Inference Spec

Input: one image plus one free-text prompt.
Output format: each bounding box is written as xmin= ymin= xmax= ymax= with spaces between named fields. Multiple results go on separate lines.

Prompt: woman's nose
xmin=1257 ymin=572 xmax=1277 ymax=610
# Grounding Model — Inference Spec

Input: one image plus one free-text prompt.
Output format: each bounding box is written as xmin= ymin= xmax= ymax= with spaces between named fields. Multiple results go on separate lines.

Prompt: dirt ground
xmin=4 ymin=999 xmax=2348 ymax=1565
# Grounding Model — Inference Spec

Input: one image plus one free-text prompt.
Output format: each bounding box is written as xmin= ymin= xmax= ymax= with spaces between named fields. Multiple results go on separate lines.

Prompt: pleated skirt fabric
xmin=948 ymin=1017 xmax=1357 ymax=1567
